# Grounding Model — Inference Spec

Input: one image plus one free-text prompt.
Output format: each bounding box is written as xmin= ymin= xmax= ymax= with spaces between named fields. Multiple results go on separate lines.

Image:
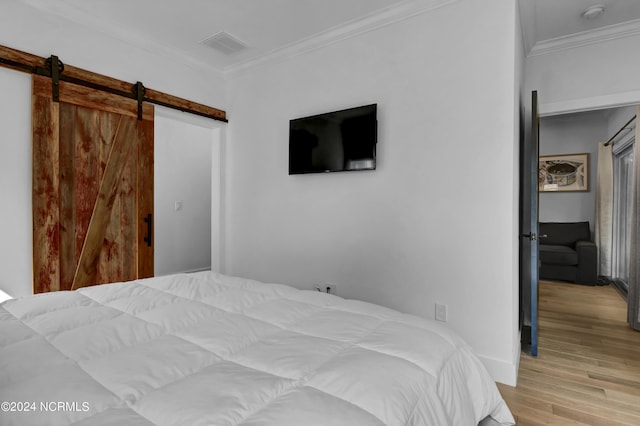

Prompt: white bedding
xmin=0 ymin=271 xmax=514 ymax=425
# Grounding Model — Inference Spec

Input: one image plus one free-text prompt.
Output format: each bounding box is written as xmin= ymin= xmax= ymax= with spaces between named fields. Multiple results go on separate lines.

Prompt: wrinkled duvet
xmin=0 ymin=271 xmax=514 ymax=425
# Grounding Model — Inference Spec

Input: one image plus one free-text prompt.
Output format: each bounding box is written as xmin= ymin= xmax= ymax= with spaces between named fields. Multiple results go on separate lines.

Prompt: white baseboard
xmin=478 ymin=346 xmax=520 ymax=387
xmin=156 ymin=267 xmax=212 ymax=277
xmin=181 ymin=267 xmax=212 ymax=274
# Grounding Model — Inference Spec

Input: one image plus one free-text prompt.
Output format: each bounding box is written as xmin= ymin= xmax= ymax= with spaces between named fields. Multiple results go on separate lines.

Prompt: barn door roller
xmin=0 ymin=44 xmax=227 ymax=122
xmin=45 ymin=55 xmax=64 ymax=102
xmin=134 ymin=81 xmax=146 ymax=121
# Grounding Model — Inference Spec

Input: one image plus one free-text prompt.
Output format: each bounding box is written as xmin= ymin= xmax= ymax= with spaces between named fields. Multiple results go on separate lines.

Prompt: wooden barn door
xmin=32 ymin=75 xmax=154 ymax=293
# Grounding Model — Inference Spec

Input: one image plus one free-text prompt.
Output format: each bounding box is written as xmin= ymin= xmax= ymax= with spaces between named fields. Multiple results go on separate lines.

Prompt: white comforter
xmin=0 ymin=272 xmax=514 ymax=425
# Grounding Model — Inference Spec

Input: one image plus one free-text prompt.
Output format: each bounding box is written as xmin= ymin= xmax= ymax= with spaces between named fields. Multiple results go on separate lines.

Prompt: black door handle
xmin=521 ymin=232 xmax=537 ymax=241
xmin=143 ymin=213 xmax=152 ymax=247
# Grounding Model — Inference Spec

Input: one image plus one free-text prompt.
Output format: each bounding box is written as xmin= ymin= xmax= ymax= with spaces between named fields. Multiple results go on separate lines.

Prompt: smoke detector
xmin=582 ymin=5 xmax=605 ymax=19
xmin=201 ymin=31 xmax=248 ymax=55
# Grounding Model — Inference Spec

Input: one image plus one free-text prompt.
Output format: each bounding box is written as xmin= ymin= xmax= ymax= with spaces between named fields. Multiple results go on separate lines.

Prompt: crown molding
xmin=517 ymin=0 xmax=536 ymax=57
xmin=224 ymin=0 xmax=460 ymax=76
xmin=21 ymin=0 xmax=461 ymax=79
xmin=19 ymin=0 xmax=226 ymax=76
xmin=529 ymin=18 xmax=640 ymax=57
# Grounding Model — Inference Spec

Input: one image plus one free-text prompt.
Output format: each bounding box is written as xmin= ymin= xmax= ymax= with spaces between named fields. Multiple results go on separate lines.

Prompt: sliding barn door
xmin=32 ymin=75 xmax=154 ymax=293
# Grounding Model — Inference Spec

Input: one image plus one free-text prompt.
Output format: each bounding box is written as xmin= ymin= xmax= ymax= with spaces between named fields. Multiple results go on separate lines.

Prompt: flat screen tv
xmin=289 ymin=104 xmax=377 ymax=175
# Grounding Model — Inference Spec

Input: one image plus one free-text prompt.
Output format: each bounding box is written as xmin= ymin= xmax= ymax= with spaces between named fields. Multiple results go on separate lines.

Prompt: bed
xmin=0 ymin=271 xmax=514 ymax=425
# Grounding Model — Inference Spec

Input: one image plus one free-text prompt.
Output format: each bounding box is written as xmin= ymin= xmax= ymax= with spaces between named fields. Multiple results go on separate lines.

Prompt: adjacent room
xmin=538 ymin=105 xmax=636 ymax=292
xmin=1 ymin=0 xmax=639 ymax=424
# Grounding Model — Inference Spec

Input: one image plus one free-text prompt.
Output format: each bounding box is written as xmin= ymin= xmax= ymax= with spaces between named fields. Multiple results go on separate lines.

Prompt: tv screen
xmin=289 ymin=104 xmax=377 ymax=175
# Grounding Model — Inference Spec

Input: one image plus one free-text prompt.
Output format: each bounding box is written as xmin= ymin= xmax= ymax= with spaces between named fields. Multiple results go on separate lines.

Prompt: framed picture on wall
xmin=539 ymin=153 xmax=589 ymax=192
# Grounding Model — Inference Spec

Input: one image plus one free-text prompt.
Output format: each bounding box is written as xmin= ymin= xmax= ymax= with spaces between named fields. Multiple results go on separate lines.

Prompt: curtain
xmin=595 ymin=142 xmax=613 ymax=279
xmin=628 ymin=106 xmax=640 ymax=330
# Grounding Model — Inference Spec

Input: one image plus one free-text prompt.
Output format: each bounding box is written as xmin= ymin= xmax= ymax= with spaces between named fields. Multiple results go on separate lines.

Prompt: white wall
xmin=0 ymin=3 xmax=226 ymax=297
xmin=0 ymin=68 xmax=32 ymax=298
xmin=526 ymin=34 xmax=640 ymax=115
xmin=226 ymin=0 xmax=520 ymax=384
xmin=539 ymin=112 xmax=608 ymax=230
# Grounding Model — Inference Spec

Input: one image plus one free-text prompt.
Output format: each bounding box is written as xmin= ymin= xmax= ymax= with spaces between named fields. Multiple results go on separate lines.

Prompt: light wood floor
xmin=497 ymin=280 xmax=640 ymax=425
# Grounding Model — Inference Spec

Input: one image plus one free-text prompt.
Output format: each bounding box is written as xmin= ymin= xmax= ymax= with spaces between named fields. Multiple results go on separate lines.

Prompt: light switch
xmin=174 ymin=201 xmax=183 ymax=211
xmin=435 ymin=303 xmax=448 ymax=322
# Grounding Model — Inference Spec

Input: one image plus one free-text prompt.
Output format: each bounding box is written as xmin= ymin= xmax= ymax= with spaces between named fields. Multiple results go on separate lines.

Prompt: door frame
xmin=522 ymin=92 xmax=640 ymax=354
xmin=153 ymin=106 xmax=226 ymax=275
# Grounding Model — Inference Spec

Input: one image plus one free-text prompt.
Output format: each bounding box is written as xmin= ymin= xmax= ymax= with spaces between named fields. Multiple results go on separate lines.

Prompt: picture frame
xmin=539 ymin=153 xmax=589 ymax=192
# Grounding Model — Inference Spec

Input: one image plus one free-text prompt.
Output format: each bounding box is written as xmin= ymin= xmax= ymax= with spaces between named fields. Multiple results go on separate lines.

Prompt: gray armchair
xmin=538 ymin=222 xmax=597 ymax=285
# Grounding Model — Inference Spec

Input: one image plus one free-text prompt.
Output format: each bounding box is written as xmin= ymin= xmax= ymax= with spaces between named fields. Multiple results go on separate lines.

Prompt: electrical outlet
xmin=314 ymin=284 xmax=337 ymax=295
xmin=435 ymin=303 xmax=448 ymax=322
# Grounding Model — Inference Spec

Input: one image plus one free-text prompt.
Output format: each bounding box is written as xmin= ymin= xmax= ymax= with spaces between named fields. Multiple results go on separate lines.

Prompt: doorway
xmin=539 ymin=106 xmax=636 ymax=291
xmin=154 ymin=107 xmax=224 ymax=276
xmin=521 ymin=98 xmax=637 ymax=356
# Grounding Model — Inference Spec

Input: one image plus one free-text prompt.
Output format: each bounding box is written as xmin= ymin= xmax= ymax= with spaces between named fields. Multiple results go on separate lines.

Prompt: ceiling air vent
xmin=201 ymin=31 xmax=248 ymax=55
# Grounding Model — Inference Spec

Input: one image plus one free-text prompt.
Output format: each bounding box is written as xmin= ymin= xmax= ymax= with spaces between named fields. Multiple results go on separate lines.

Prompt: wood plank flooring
xmin=498 ymin=280 xmax=640 ymax=425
